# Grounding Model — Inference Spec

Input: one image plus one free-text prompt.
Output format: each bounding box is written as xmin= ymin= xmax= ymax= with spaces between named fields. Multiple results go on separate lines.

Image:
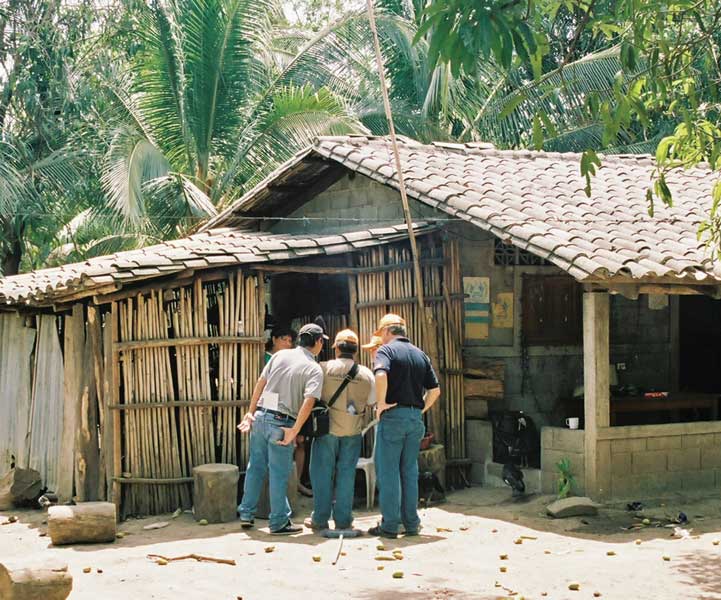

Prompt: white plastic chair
xmin=356 ymin=420 xmax=378 ymax=509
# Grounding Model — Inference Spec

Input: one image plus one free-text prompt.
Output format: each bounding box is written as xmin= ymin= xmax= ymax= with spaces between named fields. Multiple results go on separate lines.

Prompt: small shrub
xmin=556 ymin=457 xmax=575 ymax=499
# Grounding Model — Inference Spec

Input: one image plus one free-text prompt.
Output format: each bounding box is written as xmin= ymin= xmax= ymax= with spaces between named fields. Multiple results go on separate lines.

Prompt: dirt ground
xmin=3 ymin=486 xmax=721 ymax=600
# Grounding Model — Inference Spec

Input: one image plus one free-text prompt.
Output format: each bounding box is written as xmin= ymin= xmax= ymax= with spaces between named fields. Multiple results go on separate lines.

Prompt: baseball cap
xmin=361 ymin=335 xmax=383 ymax=351
xmin=373 ymin=313 xmax=406 ymax=336
xmin=332 ymin=329 xmax=359 ymax=347
xmin=298 ymin=323 xmax=329 ymax=340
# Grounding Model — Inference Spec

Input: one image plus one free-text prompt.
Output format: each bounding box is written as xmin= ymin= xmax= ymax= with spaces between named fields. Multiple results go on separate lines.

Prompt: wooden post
xmin=669 ymin=295 xmax=680 ymax=392
xmin=58 ymin=304 xmax=84 ymax=503
xmin=110 ymin=303 xmax=122 ymax=511
xmin=583 ymin=291 xmax=610 ymax=499
xmin=0 ymin=561 xmax=72 ymax=600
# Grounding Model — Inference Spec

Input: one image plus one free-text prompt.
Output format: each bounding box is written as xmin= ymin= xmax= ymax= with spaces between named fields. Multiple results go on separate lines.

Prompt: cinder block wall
xmin=609 ymin=429 xmax=721 ymax=498
xmin=541 ymin=427 xmax=586 ymax=495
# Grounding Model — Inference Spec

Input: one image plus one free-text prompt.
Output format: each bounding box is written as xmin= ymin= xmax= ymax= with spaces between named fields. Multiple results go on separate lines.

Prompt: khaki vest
xmin=320 ymin=359 xmax=375 ymax=436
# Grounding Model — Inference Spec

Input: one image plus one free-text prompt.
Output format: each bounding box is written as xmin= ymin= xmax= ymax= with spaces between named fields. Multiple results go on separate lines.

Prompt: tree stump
xmin=419 ymin=444 xmax=447 ymax=489
xmin=47 ymin=502 xmax=116 ymax=545
xmin=0 ymin=561 xmax=72 ymax=600
xmin=193 ymin=464 xmax=239 ymax=523
xmin=0 ymin=468 xmax=42 ymax=510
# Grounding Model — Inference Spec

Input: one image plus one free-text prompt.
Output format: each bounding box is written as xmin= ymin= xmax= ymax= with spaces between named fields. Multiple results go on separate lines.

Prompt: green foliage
xmin=556 ymin=457 xmax=575 ymax=500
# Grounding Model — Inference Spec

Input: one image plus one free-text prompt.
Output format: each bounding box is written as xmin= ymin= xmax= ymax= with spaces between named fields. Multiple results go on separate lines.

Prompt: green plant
xmin=556 ymin=457 xmax=576 ymax=500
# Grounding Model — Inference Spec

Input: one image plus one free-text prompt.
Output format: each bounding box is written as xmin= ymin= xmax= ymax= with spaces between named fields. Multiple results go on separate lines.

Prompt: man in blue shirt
xmin=368 ymin=314 xmax=441 ymax=539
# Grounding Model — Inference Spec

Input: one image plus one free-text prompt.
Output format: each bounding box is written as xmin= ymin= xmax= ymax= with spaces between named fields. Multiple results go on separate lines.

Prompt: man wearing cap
xmin=368 ymin=313 xmax=441 ymax=539
xmin=306 ymin=329 xmax=375 ymax=532
xmin=237 ymin=323 xmax=327 ymax=534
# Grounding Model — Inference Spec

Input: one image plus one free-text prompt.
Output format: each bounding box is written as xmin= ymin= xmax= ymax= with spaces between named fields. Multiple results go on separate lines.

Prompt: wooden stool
xmin=0 ymin=561 xmax=72 ymax=600
xmin=419 ymin=444 xmax=446 ymax=489
xmin=193 ymin=464 xmax=239 ymax=523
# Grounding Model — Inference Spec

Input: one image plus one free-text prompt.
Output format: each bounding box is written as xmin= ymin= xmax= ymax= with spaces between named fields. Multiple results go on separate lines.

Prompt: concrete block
xmin=635 ymin=472 xmax=677 ymax=496
xmin=552 ymin=428 xmax=585 ymax=453
xmin=611 ymin=438 xmax=647 ymax=454
xmin=646 ymin=436 xmax=682 ymax=451
xmin=681 ymin=470 xmax=715 ymax=491
xmin=610 ymin=452 xmax=631 ymax=476
xmin=682 ymin=433 xmax=717 ymax=448
xmin=465 ymin=420 xmax=493 ymax=465
xmin=701 ymin=447 xmax=721 ymax=470
xmin=469 ymin=461 xmax=485 ymax=485
xmin=542 ymin=449 xmax=584 ymax=476
xmin=541 ymin=471 xmax=556 ymax=495
xmin=631 ymin=450 xmax=667 ymax=474
xmin=541 ymin=427 xmax=554 ymax=449
xmin=611 ymin=476 xmax=640 ymax=499
xmin=667 ymin=447 xmax=701 ymax=472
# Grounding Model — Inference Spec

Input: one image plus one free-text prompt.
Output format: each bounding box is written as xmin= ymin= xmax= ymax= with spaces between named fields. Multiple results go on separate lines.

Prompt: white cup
xmin=566 ymin=417 xmax=579 ymax=430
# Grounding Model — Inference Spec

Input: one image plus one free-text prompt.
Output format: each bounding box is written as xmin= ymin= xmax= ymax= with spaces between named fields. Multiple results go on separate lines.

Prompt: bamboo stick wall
xmin=111 ymin=270 xmax=264 ymax=517
xmin=351 ymin=236 xmax=465 ymax=459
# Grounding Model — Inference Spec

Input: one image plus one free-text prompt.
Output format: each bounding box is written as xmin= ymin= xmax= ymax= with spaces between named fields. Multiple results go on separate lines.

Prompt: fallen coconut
xmin=264 ymin=546 xmax=275 ymax=553
xmin=568 ymin=582 xmax=580 ymax=591
xmin=312 ymin=555 xmax=321 ymax=563
xmin=593 ymin=593 xmax=602 ymax=598
xmin=392 ymin=571 xmax=404 ymax=579
xmin=606 ymin=551 xmax=616 ymax=556
xmin=198 ymin=519 xmax=208 ymax=526
xmin=500 ymin=567 xmax=507 ymax=573
xmin=642 ymin=518 xmax=650 ymax=525
xmin=714 ymin=540 xmax=720 ymax=546
xmin=514 ymin=538 xmax=523 ymax=545
xmin=156 ymin=558 xmax=168 ymax=566
xmin=634 ymin=539 xmax=642 ymax=545
xmin=662 ymin=555 xmax=671 ymax=561
xmin=376 ymin=544 xmax=386 ymax=551
xmin=499 ymin=554 xmax=508 ymax=560
xmin=377 ymin=565 xmax=384 ymax=571
xmin=83 ymin=567 xmax=91 ymax=574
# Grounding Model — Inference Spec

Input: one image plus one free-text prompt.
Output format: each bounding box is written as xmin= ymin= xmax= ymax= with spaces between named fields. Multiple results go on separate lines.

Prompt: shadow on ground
xmin=675 ymin=551 xmax=721 ymax=600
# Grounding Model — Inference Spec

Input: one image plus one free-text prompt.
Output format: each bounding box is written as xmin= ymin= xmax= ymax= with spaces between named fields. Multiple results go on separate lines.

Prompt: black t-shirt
xmin=373 ymin=337 xmax=440 ymax=409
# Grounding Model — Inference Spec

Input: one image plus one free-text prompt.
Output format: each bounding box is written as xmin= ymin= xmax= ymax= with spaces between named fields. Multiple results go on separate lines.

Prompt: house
xmin=1 ymin=135 xmax=720 ymax=516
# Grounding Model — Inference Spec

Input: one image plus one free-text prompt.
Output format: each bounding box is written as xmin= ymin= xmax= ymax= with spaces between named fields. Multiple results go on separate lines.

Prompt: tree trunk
xmin=1 ymin=231 xmax=22 ymax=276
xmin=47 ymin=502 xmax=117 ymax=545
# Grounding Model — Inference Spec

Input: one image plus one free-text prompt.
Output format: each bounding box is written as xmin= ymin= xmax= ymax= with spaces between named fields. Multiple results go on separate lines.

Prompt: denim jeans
xmin=375 ymin=406 xmax=425 ymax=534
xmin=238 ymin=411 xmax=295 ymax=532
xmin=309 ymin=433 xmax=362 ymax=529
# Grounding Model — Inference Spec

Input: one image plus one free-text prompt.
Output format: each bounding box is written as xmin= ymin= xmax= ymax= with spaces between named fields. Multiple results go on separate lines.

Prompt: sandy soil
xmin=2 ymin=487 xmax=721 ymax=600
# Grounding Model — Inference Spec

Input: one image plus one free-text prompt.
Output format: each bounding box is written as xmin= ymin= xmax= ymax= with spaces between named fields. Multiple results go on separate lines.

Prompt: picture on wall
xmin=492 ymin=292 xmax=514 ymax=329
xmin=464 ymin=276 xmax=490 ymax=340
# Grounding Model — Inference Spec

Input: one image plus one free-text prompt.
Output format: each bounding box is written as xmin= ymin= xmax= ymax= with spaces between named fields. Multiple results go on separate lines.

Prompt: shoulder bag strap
xmin=327 ymin=362 xmax=359 ymax=408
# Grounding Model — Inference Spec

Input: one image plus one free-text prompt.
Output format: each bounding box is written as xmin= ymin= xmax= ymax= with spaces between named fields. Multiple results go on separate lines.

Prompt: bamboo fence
xmin=351 ymin=236 xmax=465 ymax=459
xmin=112 ymin=270 xmax=264 ymax=517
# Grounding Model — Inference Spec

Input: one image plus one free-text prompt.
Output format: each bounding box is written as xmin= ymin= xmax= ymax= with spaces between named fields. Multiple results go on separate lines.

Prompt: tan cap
xmin=332 ymin=328 xmax=359 ymax=348
xmin=361 ymin=335 xmax=383 ymax=351
xmin=373 ymin=313 xmax=406 ymax=336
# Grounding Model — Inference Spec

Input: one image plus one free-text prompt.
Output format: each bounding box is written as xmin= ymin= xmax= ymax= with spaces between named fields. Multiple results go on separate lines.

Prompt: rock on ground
xmin=546 ymin=496 xmax=598 ymax=518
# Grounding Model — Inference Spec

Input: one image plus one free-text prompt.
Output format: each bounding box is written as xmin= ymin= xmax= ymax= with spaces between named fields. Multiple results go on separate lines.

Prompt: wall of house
xmin=541 ymin=427 xmax=586 ymax=495
xmin=452 ymin=221 xmax=674 ymax=430
xmin=270 ymin=172 xmax=437 ymax=235
xmin=269 ymin=176 xmax=674 ymax=432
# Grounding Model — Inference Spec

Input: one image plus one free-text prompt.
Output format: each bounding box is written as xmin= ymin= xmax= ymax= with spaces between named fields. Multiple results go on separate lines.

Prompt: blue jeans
xmin=375 ymin=406 xmax=425 ymax=534
xmin=238 ymin=411 xmax=295 ymax=532
xmin=309 ymin=433 xmax=362 ymax=529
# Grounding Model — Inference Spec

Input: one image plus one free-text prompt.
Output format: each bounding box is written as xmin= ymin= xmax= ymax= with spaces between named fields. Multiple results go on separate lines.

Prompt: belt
xmin=257 ymin=407 xmax=296 ymax=421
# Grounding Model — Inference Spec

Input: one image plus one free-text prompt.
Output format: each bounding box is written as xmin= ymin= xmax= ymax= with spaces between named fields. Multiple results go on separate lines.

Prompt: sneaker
xmin=303 ymin=517 xmax=327 ymax=531
xmin=271 ymin=521 xmax=303 ymax=535
xmin=239 ymin=517 xmax=254 ymax=529
xmin=367 ymin=525 xmax=398 ymax=539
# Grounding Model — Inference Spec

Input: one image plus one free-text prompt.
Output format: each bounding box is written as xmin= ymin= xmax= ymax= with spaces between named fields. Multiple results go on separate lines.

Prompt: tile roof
xmin=204 ymin=135 xmax=721 ymax=284
xmin=0 ymin=223 xmax=434 ymax=307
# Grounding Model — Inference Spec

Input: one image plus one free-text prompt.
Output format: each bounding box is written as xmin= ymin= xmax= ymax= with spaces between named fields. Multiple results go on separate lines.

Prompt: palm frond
xmin=101 ymin=127 xmax=170 ymax=223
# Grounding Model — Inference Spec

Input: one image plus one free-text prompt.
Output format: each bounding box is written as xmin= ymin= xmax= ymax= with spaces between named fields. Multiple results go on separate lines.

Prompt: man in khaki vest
xmin=306 ymin=329 xmax=375 ymax=531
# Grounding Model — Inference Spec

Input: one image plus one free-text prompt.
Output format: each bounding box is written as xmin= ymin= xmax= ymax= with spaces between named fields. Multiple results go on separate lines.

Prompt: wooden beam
xmin=109 ymin=400 xmax=250 ymax=410
xmin=346 ymin=256 xmax=358 ymax=331
xmin=252 ymin=257 xmax=447 ymax=275
xmin=355 ymin=292 xmax=465 ymax=310
xmin=583 ymin=291 xmax=610 ymax=500
xmin=114 ymin=335 xmax=264 ymax=352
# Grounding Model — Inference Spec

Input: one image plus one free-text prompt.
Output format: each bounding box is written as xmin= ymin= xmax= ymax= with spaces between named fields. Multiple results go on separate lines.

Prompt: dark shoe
xmin=271 ymin=521 xmax=302 ymax=535
xmin=403 ymin=524 xmax=422 ymax=537
xmin=367 ymin=525 xmax=397 ymax=539
xmin=239 ymin=517 xmax=254 ymax=529
xmin=303 ymin=517 xmax=327 ymax=530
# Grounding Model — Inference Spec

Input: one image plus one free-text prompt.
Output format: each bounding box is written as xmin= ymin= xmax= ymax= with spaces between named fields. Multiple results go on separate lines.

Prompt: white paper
xmin=260 ymin=390 xmax=279 ymax=411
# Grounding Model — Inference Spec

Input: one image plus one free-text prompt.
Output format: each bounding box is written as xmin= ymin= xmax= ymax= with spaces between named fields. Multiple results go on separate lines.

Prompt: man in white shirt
xmin=306 ymin=329 xmax=375 ymax=531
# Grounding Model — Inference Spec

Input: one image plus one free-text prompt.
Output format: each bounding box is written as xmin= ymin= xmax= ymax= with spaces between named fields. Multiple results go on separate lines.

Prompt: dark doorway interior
xmin=679 ymin=295 xmax=721 ymax=392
